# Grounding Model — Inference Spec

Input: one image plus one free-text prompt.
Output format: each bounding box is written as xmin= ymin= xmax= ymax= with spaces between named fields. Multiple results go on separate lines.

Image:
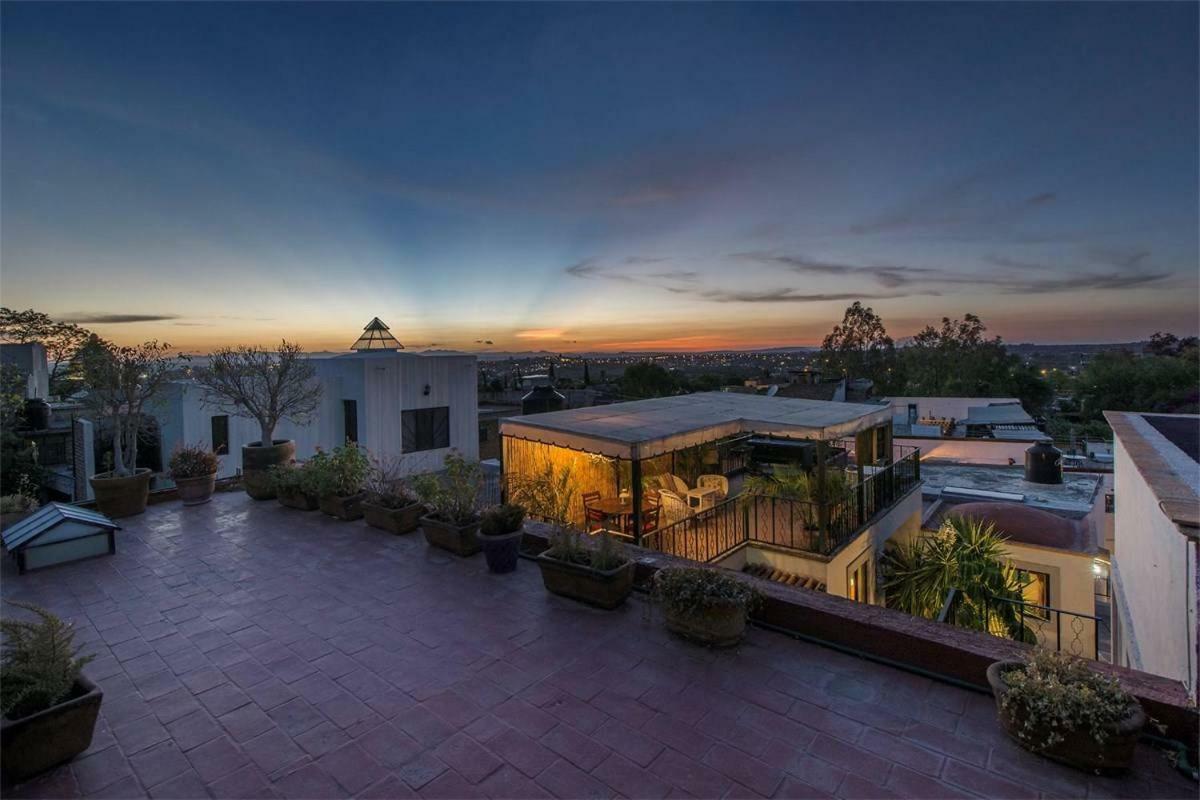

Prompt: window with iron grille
xmin=343 ymin=400 xmax=358 ymax=444
xmin=211 ymin=416 xmax=230 ymax=455
xmin=402 ymin=407 xmax=450 ymax=452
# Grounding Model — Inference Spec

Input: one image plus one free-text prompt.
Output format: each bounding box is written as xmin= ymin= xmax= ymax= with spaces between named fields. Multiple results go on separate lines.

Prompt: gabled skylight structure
xmin=350 ymin=317 xmax=403 ymax=351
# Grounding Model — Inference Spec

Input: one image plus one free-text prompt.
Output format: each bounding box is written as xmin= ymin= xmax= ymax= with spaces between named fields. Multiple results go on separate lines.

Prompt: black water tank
xmin=1024 ymin=440 xmax=1063 ymax=484
xmin=23 ymin=398 xmax=51 ymax=431
xmin=522 ymin=385 xmax=566 ymax=415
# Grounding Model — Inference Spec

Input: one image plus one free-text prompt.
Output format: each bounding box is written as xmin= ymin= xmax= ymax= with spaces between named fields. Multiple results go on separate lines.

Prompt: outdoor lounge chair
xmin=697 ymin=474 xmax=729 ymax=501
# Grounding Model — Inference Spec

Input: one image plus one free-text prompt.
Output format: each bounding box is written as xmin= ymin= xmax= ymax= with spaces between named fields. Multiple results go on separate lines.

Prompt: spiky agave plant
xmin=1 ymin=602 xmax=94 ymax=719
xmin=881 ymin=515 xmax=1033 ymax=641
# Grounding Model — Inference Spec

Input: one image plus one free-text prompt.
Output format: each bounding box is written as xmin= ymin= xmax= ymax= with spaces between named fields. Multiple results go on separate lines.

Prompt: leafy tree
xmin=193 ymin=341 xmax=323 ymax=448
xmin=881 ymin=515 xmax=1032 ymax=641
xmin=0 ymin=364 xmax=43 ymax=495
xmin=899 ymin=313 xmax=1052 ymax=415
xmin=619 ymin=361 xmax=679 ymax=399
xmin=76 ymin=336 xmax=176 ymax=476
xmin=1075 ymin=351 xmax=1199 ymax=420
xmin=0 ymin=308 xmax=92 ymax=398
xmin=1145 ymin=331 xmax=1199 ymax=358
xmin=819 ymin=302 xmax=900 ymax=392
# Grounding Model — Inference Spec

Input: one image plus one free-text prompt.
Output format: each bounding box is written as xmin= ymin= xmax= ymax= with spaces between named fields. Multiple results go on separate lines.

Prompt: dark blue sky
xmin=2 ymin=2 xmax=1196 ymax=350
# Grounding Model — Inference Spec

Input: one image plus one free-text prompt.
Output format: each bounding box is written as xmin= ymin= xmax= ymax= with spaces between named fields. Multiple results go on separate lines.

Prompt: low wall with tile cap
xmin=520 ymin=522 xmax=1199 ymax=756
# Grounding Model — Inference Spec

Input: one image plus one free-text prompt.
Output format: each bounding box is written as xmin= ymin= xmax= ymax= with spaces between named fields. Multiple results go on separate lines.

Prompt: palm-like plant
xmin=743 ymin=464 xmax=853 ymax=531
xmin=881 ymin=515 xmax=1033 ymax=641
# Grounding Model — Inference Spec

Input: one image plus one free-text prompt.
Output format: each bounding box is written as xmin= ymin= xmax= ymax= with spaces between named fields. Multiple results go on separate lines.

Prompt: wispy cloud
xmin=64 ymin=312 xmax=178 ymax=324
xmin=731 ymin=252 xmax=939 ymax=288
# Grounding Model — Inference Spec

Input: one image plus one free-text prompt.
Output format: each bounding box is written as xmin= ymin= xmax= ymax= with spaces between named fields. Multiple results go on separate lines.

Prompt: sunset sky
xmin=2 ymin=3 xmax=1197 ymax=353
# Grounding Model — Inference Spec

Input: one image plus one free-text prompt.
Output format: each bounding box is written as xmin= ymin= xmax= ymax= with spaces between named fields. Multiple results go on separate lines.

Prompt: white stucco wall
xmin=1110 ymin=436 xmax=1198 ymax=692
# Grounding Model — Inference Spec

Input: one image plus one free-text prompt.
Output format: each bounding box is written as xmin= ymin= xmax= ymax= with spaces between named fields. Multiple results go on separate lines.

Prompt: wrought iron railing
xmin=644 ymin=450 xmax=922 ymax=563
xmin=935 ymin=589 xmax=1111 ymax=662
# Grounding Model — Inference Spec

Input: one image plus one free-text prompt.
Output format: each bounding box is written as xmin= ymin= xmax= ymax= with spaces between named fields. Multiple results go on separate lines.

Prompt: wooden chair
xmin=582 ymin=492 xmax=604 ymax=533
xmin=626 ymin=505 xmax=661 ymax=537
xmin=645 ymin=489 xmax=662 ymax=508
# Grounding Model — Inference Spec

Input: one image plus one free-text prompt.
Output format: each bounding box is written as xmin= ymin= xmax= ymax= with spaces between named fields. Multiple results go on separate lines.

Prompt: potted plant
xmin=412 ymin=453 xmax=483 ymax=556
xmin=193 ymin=341 xmax=322 ymax=501
xmin=315 ymin=443 xmax=369 ymax=521
xmin=478 ymin=504 xmax=525 ymax=573
xmin=76 ymin=337 xmax=175 ymax=518
xmin=514 ymin=463 xmax=635 ymax=608
xmin=168 ymin=443 xmax=219 ymax=506
xmin=271 ymin=461 xmax=320 ymax=511
xmin=653 ymin=567 xmax=761 ymax=647
xmin=1 ymin=602 xmax=101 ymax=784
xmin=987 ymin=650 xmax=1145 ymax=773
xmin=362 ymin=457 xmax=424 ymax=535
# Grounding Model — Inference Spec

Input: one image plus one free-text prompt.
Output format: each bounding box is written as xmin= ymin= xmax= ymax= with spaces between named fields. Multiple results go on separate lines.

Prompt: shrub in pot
xmin=538 ymin=529 xmax=633 ymax=609
xmin=314 ymin=443 xmax=369 ymax=521
xmin=987 ymin=650 xmax=1145 ymax=773
xmin=478 ymin=504 xmax=525 ymax=573
xmin=271 ymin=462 xmax=319 ymax=511
xmin=412 ymin=453 xmax=483 ymax=556
xmin=168 ymin=443 xmax=219 ymax=506
xmin=362 ymin=457 xmax=423 ymax=535
xmin=1 ymin=602 xmax=101 ymax=784
xmin=0 ymin=492 xmax=39 ymax=531
xmin=653 ymin=567 xmax=761 ymax=647
xmin=76 ymin=338 xmax=174 ymax=518
xmin=193 ymin=341 xmax=322 ymax=500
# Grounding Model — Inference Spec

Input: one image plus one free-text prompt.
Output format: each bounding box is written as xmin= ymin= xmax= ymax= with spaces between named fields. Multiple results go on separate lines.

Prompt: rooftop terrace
xmin=2 ymin=493 xmax=1193 ymax=800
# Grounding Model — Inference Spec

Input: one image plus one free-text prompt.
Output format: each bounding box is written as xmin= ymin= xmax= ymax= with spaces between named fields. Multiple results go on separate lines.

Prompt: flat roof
xmin=920 ymin=463 xmax=1101 ymax=514
xmin=1105 ymin=411 xmax=1199 ymax=535
xmin=500 ymin=391 xmax=891 ymax=459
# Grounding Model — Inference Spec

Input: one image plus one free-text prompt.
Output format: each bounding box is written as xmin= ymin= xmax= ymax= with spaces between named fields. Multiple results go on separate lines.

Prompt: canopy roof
xmin=500 ymin=392 xmax=892 ymax=459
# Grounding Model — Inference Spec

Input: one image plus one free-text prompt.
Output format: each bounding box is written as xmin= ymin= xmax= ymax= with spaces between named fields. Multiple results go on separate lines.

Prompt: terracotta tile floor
xmin=2 ymin=492 xmax=1193 ymax=799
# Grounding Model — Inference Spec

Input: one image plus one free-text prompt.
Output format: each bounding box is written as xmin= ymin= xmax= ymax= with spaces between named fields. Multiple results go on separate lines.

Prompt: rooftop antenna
xmin=350 ymin=317 xmax=403 ymax=351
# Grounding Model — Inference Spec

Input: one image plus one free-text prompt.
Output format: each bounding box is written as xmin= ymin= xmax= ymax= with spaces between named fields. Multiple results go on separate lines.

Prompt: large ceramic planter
xmin=241 ymin=440 xmax=295 ymax=500
xmin=663 ymin=602 xmax=748 ymax=647
xmin=277 ymin=488 xmax=319 ymax=511
xmin=987 ymin=661 xmax=1145 ymax=773
xmin=319 ymin=492 xmax=365 ymax=521
xmin=1 ymin=675 xmax=103 ymax=784
xmin=89 ymin=469 xmax=153 ymax=518
xmin=478 ymin=528 xmax=523 ymax=574
xmin=174 ymin=473 xmax=217 ymax=506
xmin=421 ymin=515 xmax=481 ymax=556
xmin=363 ymin=501 xmax=424 ymax=535
xmin=536 ymin=553 xmax=634 ymax=609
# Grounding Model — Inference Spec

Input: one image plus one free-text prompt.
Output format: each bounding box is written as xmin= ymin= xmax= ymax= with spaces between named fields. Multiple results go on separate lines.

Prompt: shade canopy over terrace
xmin=499 ymin=392 xmax=892 ymax=459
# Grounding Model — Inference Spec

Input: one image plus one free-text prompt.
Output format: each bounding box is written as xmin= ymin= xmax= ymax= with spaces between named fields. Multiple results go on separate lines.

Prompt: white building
xmin=156 ymin=350 xmax=479 ymax=482
xmin=1104 ymin=411 xmax=1199 ymax=702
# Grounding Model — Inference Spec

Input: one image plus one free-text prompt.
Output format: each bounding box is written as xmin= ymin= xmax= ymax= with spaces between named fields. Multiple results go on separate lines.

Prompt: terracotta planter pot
xmin=319 ymin=492 xmax=365 ymax=521
xmin=89 ymin=469 xmax=153 ymax=519
xmin=421 ymin=515 xmax=482 ymax=556
xmin=536 ymin=553 xmax=634 ymax=609
xmin=987 ymin=661 xmax=1145 ymax=773
xmin=663 ymin=602 xmax=748 ymax=647
xmin=1 ymin=674 xmax=103 ymax=784
xmin=241 ymin=440 xmax=295 ymax=500
xmin=478 ymin=528 xmax=523 ymax=573
xmin=362 ymin=501 xmax=424 ymax=535
xmin=277 ymin=488 xmax=319 ymax=511
xmin=174 ymin=473 xmax=216 ymax=506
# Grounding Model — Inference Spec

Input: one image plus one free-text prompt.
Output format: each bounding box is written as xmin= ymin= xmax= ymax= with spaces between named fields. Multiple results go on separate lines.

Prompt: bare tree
xmin=192 ymin=341 xmax=323 ymax=448
xmin=75 ymin=336 xmax=176 ymax=476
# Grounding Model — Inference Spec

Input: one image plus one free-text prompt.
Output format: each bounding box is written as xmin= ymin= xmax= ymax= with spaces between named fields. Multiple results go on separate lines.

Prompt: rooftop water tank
xmin=1024 ymin=440 xmax=1063 ymax=485
xmin=522 ymin=385 xmax=566 ymax=415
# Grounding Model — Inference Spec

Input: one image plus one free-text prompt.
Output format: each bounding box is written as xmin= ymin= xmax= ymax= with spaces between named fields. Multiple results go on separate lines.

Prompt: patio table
xmin=589 ymin=496 xmax=657 ymax=531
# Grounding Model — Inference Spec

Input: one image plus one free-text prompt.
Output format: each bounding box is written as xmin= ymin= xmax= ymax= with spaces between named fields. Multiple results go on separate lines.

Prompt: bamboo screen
xmin=501 ymin=436 xmax=621 ymax=527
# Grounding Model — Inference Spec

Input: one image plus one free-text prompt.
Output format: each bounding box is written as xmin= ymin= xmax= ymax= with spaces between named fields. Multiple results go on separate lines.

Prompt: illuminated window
xmin=1017 ymin=569 xmax=1050 ymax=620
xmin=402 ymin=407 xmax=450 ymax=452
